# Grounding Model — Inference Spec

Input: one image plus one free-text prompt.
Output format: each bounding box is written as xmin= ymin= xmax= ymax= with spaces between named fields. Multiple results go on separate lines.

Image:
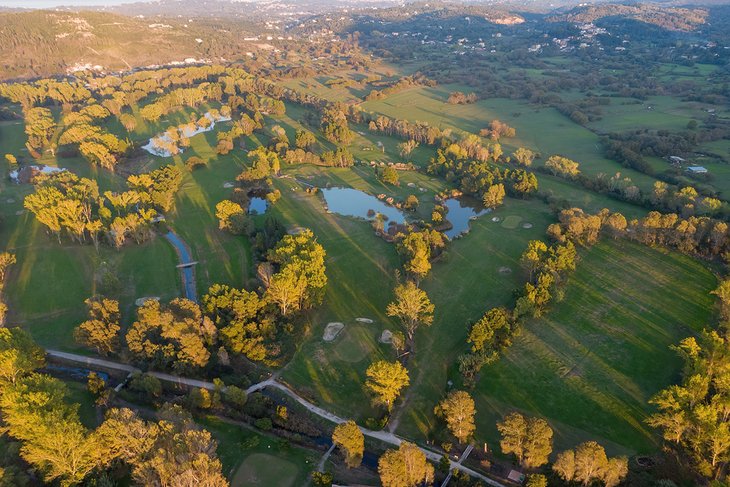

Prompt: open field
xmin=464 ymin=239 xmax=715 ymax=454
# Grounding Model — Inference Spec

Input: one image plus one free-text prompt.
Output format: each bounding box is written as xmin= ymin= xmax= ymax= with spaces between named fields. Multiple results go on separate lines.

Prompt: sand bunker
xmin=323 ymin=322 xmax=345 ymax=342
xmin=379 ymin=329 xmax=393 ymax=344
xmin=522 ymin=222 xmax=533 ymax=229
xmin=135 ymin=296 xmax=160 ymax=307
xmin=491 ymin=216 xmax=500 ymax=222
xmin=223 ymin=182 xmax=235 ymax=189
xmin=498 ymin=266 xmax=513 ymax=275
xmin=356 ymin=317 xmax=374 ymax=324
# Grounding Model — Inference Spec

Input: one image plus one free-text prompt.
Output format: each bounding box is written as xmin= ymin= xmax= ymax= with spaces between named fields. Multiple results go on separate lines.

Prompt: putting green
xmin=232 ymin=453 xmax=299 ymax=487
xmin=501 ymin=215 xmax=523 ymax=229
xmin=332 ymin=324 xmax=376 ymax=363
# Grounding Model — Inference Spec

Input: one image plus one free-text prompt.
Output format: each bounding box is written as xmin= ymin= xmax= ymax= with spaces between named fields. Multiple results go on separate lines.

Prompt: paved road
xmin=46 ymin=349 xmax=504 ymax=487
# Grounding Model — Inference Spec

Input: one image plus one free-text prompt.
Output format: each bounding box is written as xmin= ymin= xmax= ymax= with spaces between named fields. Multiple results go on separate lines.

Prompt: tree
xmin=295 ymin=129 xmax=316 ymax=150
xmin=266 ymin=229 xmax=327 ymax=313
xmin=512 ymin=148 xmax=535 ymax=167
xmin=332 ymin=420 xmax=364 ymax=468
xmin=378 ymin=442 xmax=434 ymax=487
xmin=74 ymin=296 xmax=120 ymax=356
xmin=467 ymin=308 xmax=512 ymax=354
xmin=125 ymin=298 xmax=214 ymax=373
xmin=0 ymin=328 xmax=45 ymax=384
xmin=381 ymin=166 xmax=400 ymax=186
xmin=497 ymin=412 xmax=553 ymax=468
xmin=386 ymin=281 xmax=435 ymax=341
xmin=573 ymin=441 xmax=609 ymax=486
xmin=525 ymin=474 xmax=547 ymax=487
xmin=545 ymin=155 xmax=580 ymax=178
xmin=365 ymin=360 xmax=410 ymax=410
xmin=97 ymin=406 xmax=227 ymax=487
xmin=483 ymin=183 xmax=506 ymax=209
xmin=435 ymin=391 xmax=476 ymax=443
xmin=520 ymin=240 xmax=548 ymax=281
xmin=404 ymin=194 xmax=419 ymax=211
xmin=215 ymin=199 xmax=249 ymax=235
xmin=398 ymin=140 xmax=419 ymax=160
xmin=712 ymin=279 xmax=730 ymax=320
xmin=553 ymin=441 xmax=626 ymax=486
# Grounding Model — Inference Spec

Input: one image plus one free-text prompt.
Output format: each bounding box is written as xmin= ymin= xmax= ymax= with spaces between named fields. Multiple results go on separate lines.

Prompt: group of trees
xmin=496 ymin=411 xmax=627 ymax=486
xmin=480 ymin=119 xmax=515 ymax=140
xmin=0 ymin=327 xmax=227 ymax=486
xmin=24 ymin=166 xmax=181 ymax=249
xmin=447 ymin=91 xmax=478 ymax=105
xmin=75 ymin=229 xmax=327 ymax=367
xmin=648 ymin=315 xmax=730 ymax=480
xmin=549 ymin=207 xmax=730 ymax=259
xmin=396 ymin=229 xmax=445 ymax=282
xmin=58 ymin=103 xmax=129 ymax=170
xmin=365 ymin=74 xmax=434 ymax=101
xmin=428 ymin=148 xmax=538 ymax=204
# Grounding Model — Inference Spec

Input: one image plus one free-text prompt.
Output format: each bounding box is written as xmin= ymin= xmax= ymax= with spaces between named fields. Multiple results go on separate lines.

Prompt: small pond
xmin=320 ymin=187 xmax=406 ymax=224
xmin=443 ymin=197 xmax=490 ymax=239
xmin=248 ymin=197 xmax=268 ymax=215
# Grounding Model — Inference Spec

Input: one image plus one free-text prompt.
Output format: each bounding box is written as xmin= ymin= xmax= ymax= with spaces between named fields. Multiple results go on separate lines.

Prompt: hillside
xmin=0 ymin=10 xmax=263 ymax=79
xmin=548 ymin=3 xmax=708 ymax=31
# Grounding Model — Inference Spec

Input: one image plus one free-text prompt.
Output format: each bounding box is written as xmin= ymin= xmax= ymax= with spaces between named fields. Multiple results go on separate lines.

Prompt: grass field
xmin=198 ymin=416 xmax=317 ymax=485
xmin=413 ymin=239 xmax=715 ymax=455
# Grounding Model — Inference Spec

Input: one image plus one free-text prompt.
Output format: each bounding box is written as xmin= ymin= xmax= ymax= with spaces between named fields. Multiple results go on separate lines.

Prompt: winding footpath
xmin=46 ymin=349 xmax=504 ymax=487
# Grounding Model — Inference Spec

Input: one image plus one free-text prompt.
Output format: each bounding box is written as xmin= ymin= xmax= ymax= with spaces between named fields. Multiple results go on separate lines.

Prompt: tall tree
xmin=435 ymin=390 xmax=476 ymax=443
xmin=365 ymin=360 xmax=410 ymax=411
xmin=378 ymin=442 xmax=434 ymax=487
xmin=332 ymin=420 xmax=364 ymax=468
xmin=74 ymin=296 xmax=120 ymax=356
xmin=386 ymin=281 xmax=435 ymax=341
xmin=0 ymin=328 xmax=45 ymax=384
xmin=497 ymin=412 xmax=553 ymax=468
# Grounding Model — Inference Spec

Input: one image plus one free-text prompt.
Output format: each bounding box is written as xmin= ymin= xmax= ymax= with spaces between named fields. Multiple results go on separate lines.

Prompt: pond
xmin=320 ymin=187 xmax=406 ymax=224
xmin=142 ymin=111 xmax=232 ymax=157
xmin=443 ymin=197 xmax=490 ymax=239
xmin=249 ymin=197 xmax=268 ymax=215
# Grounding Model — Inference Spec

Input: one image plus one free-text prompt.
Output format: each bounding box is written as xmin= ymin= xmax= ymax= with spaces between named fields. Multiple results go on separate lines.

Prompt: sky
xmin=0 ymin=0 xmax=141 ymax=6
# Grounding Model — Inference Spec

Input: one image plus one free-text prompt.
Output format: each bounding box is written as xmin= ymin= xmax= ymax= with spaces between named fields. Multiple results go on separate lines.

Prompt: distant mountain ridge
xmin=547 ymin=3 xmax=709 ymax=31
